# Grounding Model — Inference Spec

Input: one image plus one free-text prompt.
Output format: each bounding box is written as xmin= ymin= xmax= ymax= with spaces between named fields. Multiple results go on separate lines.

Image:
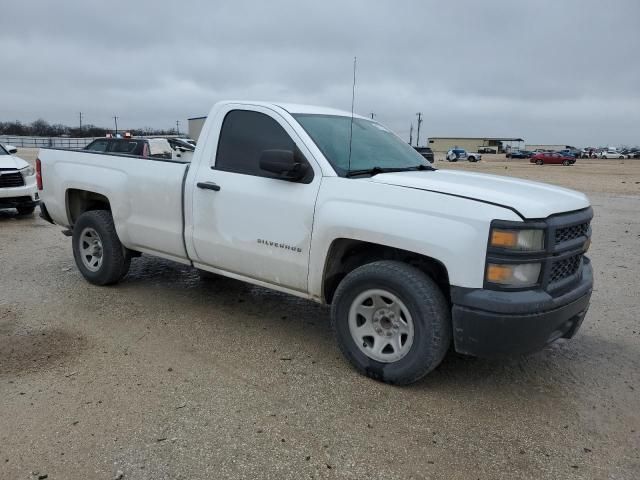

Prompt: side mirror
xmin=259 ymin=149 xmax=308 ymax=181
xmin=6 ymin=145 xmax=18 ymax=154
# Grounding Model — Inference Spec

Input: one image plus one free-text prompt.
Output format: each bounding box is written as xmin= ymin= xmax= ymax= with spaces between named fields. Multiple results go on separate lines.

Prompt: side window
xmin=215 ymin=110 xmax=298 ymax=178
xmin=110 ymin=141 xmax=139 ymax=154
xmin=86 ymin=140 xmax=109 ymax=152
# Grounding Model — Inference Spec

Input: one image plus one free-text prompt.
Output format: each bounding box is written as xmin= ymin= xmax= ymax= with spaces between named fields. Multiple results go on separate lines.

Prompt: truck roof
xmin=215 ymin=100 xmax=370 ymax=120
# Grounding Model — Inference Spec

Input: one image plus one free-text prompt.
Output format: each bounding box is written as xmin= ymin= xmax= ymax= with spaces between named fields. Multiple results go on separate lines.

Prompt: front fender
xmin=308 ymin=178 xmax=521 ymax=299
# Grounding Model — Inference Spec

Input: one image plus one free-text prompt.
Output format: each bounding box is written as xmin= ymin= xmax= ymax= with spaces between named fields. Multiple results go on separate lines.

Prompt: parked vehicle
xmin=0 ymin=143 xmax=39 ymax=215
xmin=580 ymin=148 xmax=598 ymax=158
xmin=619 ymin=148 xmax=638 ymax=159
xmin=600 ymin=150 xmax=625 ymax=159
xmin=446 ymin=148 xmax=481 ymax=162
xmin=413 ymin=146 xmax=434 ymax=163
xmin=84 ymin=137 xmax=174 ymax=160
xmin=557 ymin=149 xmax=578 ymax=158
xmin=506 ymin=150 xmax=533 ymax=159
xmin=530 ymin=152 xmax=576 ymax=165
xmin=37 ymin=101 xmax=593 ymax=385
xmin=167 ymin=138 xmax=196 ymax=152
xmin=477 ymin=147 xmax=497 ymax=154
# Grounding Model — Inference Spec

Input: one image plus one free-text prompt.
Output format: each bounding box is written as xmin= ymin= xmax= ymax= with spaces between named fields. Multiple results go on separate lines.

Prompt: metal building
xmin=427 ymin=137 xmax=524 ymax=154
xmin=188 ymin=116 xmax=207 ymax=141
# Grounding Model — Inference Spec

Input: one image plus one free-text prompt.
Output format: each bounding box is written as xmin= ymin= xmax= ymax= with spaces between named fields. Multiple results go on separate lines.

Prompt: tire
xmin=468 ymin=156 xmax=476 ymax=162
xmin=536 ymin=159 xmax=544 ymax=165
xmin=562 ymin=160 xmax=570 ymax=166
xmin=72 ymin=210 xmax=131 ymax=285
xmin=16 ymin=206 xmax=35 ymax=215
xmin=619 ymin=156 xmax=624 ymax=159
xmin=331 ymin=260 xmax=451 ymax=385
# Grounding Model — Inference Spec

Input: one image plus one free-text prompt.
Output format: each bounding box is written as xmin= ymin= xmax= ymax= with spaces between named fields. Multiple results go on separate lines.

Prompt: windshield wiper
xmin=345 ymin=164 xmax=434 ymax=177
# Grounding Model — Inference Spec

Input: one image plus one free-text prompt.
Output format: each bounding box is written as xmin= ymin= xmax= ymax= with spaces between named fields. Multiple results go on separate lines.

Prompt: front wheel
xmin=331 ymin=261 xmax=451 ymax=385
xmin=72 ymin=210 xmax=131 ymax=285
xmin=536 ymin=159 xmax=544 ymax=165
xmin=562 ymin=160 xmax=571 ymax=166
xmin=468 ymin=156 xmax=476 ymax=162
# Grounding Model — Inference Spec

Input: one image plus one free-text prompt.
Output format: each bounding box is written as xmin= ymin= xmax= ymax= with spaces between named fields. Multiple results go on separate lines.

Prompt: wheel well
xmin=322 ymin=239 xmax=450 ymax=304
xmin=66 ymin=189 xmax=111 ymax=225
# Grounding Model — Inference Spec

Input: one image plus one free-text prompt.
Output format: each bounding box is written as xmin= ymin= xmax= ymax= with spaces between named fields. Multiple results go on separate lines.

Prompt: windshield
xmin=0 ymin=145 xmax=8 ymax=155
xmin=293 ymin=114 xmax=428 ymax=176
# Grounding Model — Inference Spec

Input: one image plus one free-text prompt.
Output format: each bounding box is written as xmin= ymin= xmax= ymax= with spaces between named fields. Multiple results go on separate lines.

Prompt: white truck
xmin=37 ymin=101 xmax=594 ymax=385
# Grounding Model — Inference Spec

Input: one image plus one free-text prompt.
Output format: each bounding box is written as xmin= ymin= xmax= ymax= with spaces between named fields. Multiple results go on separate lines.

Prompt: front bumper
xmin=0 ymin=178 xmax=39 ymax=209
xmin=0 ymin=193 xmax=40 ymax=209
xmin=450 ymin=259 xmax=593 ymax=357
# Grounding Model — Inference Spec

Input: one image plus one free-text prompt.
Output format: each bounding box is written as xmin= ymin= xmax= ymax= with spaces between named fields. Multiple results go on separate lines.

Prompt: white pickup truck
xmin=37 ymin=101 xmax=593 ymax=384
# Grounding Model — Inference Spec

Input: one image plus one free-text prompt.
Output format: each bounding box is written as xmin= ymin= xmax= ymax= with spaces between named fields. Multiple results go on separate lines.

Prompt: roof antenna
xmin=347 ymin=56 xmax=357 ymax=174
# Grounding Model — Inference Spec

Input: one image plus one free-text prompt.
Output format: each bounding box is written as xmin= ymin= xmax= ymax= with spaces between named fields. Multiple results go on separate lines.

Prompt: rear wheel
xmin=72 ymin=210 xmax=131 ymax=285
xmin=16 ymin=205 xmax=35 ymax=215
xmin=468 ymin=156 xmax=476 ymax=162
xmin=331 ymin=261 xmax=451 ymax=385
xmin=562 ymin=160 xmax=570 ymax=166
xmin=536 ymin=159 xmax=544 ymax=165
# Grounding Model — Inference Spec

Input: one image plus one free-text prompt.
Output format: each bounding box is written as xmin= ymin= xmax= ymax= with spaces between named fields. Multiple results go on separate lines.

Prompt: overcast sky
xmin=2 ymin=0 xmax=639 ymax=146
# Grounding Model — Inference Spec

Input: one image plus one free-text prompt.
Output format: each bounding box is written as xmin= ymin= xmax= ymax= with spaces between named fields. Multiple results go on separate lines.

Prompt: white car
xmin=600 ymin=150 xmax=625 ymax=159
xmin=446 ymin=148 xmax=481 ymax=162
xmin=0 ymin=144 xmax=39 ymax=215
xmin=37 ymin=100 xmax=593 ymax=384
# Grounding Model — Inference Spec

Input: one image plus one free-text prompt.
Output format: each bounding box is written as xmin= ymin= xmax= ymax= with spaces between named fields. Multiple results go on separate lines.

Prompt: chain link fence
xmin=0 ymin=136 xmax=96 ymax=149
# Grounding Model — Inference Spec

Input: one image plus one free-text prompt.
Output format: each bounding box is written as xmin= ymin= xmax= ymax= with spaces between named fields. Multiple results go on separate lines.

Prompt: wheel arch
xmin=321 ymin=238 xmax=450 ymax=305
xmin=66 ymin=188 xmax=111 ymax=226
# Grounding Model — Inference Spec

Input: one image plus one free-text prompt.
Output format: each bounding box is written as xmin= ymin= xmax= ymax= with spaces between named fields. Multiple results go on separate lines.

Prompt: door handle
xmin=197 ymin=181 xmax=221 ymax=191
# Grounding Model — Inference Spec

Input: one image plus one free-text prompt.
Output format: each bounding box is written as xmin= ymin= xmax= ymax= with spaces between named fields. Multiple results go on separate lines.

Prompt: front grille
xmin=550 ymin=254 xmax=582 ymax=283
xmin=0 ymin=172 xmax=25 ymax=188
xmin=555 ymin=222 xmax=589 ymax=243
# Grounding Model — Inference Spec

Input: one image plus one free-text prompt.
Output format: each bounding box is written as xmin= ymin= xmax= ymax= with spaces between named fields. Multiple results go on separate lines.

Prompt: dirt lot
xmin=1 ymin=149 xmax=639 ymax=479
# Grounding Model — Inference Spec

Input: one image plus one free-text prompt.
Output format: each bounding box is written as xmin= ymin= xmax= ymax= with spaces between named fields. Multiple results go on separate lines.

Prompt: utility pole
xmin=176 ymin=120 xmax=180 ymax=135
xmin=416 ymin=112 xmax=423 ymax=147
xmin=409 ymin=123 xmax=414 ymax=146
xmin=113 ymin=116 xmax=119 ymax=135
xmin=79 ymin=112 xmax=83 ymax=131
xmin=370 ymin=113 xmax=375 ymax=120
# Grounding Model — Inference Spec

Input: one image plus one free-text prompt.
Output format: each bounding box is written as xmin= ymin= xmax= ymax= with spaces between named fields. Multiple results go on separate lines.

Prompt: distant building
xmin=525 ymin=144 xmax=575 ymax=152
xmin=188 ymin=116 xmax=207 ymax=141
xmin=427 ymin=137 xmax=524 ymax=153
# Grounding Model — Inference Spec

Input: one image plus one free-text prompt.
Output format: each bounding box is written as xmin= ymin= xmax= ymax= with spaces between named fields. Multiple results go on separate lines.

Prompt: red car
xmin=530 ymin=152 xmax=576 ymax=166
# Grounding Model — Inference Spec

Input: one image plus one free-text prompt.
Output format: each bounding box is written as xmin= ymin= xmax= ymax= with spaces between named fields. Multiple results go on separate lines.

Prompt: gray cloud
xmin=2 ymin=0 xmax=639 ymax=145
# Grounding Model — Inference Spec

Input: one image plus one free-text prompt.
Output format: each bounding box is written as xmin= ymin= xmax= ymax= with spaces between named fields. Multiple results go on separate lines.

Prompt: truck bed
xmin=38 ymin=148 xmax=191 ymax=263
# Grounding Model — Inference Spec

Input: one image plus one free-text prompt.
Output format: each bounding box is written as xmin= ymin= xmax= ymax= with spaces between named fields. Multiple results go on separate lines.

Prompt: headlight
xmin=20 ymin=166 xmax=36 ymax=177
xmin=489 ymin=228 xmax=544 ymax=251
xmin=486 ymin=262 xmax=541 ymax=287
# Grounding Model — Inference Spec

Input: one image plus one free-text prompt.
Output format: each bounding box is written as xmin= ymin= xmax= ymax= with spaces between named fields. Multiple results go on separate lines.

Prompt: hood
xmin=368 ymin=169 xmax=590 ymax=219
xmin=0 ymin=154 xmax=29 ymax=170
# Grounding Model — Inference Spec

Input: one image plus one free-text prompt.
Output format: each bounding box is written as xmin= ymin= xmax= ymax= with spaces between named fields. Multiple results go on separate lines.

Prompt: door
xmin=190 ymin=107 xmax=321 ymax=293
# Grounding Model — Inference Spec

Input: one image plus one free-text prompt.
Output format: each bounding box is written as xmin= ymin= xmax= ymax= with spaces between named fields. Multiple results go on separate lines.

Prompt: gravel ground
xmin=1 ymin=149 xmax=639 ymax=479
